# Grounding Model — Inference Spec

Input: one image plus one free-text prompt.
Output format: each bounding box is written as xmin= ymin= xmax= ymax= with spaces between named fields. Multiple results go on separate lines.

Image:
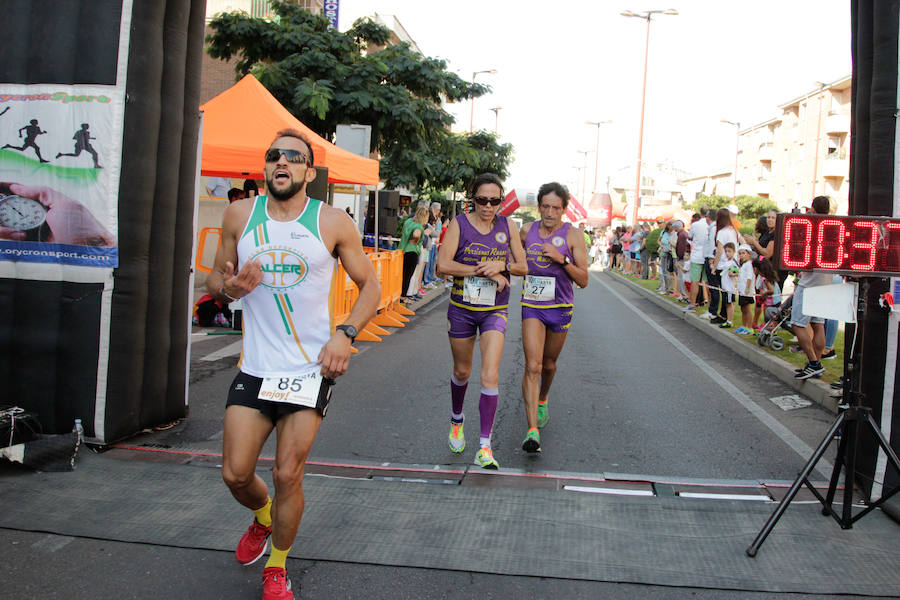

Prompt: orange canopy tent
xmin=199 ymin=74 xmax=379 ymax=185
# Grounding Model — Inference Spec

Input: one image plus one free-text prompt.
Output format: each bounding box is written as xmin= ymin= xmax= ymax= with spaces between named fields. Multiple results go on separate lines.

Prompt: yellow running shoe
xmin=449 ymin=420 xmax=465 ymax=453
xmin=474 ymin=446 xmax=499 ymax=470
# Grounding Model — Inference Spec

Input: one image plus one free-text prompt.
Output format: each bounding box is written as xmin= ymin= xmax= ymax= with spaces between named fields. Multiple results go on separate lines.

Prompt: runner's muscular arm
xmin=206 ymin=199 xmax=262 ymax=304
xmin=436 ymin=218 xmax=479 ymax=277
xmin=566 ymin=226 xmax=590 ymax=288
xmin=318 ymin=208 xmax=381 ymax=378
xmin=505 ymin=219 xmax=528 ymax=276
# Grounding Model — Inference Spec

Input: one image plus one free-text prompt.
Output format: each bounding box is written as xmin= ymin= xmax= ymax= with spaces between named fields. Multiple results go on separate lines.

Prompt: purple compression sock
xmin=450 ymin=376 xmax=468 ymax=418
xmin=479 ymin=388 xmax=499 ymax=443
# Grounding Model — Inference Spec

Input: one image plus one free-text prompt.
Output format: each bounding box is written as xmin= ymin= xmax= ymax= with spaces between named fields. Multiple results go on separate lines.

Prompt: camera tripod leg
xmin=746 ymin=411 xmax=846 ymax=557
xmin=822 ymin=423 xmax=850 ymax=518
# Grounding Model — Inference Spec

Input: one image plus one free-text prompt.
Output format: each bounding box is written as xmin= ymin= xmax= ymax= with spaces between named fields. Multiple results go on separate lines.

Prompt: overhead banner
xmin=0 ymin=85 xmax=122 ymax=271
xmin=324 ymin=0 xmax=339 ymax=28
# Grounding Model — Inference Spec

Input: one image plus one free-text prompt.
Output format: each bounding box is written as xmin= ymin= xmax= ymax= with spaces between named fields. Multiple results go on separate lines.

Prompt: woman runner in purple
xmin=436 ymin=173 xmax=527 ymax=469
xmin=518 ymin=183 xmax=589 ymax=453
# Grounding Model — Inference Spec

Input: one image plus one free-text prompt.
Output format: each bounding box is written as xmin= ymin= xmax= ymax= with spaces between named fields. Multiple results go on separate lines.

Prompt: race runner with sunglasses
xmin=518 ymin=182 xmax=589 ymax=453
xmin=436 ymin=173 xmax=527 ymax=469
xmin=207 ymin=128 xmax=380 ymax=600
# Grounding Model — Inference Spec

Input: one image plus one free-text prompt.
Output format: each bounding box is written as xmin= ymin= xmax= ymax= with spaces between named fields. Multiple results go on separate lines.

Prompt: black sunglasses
xmin=264 ymin=148 xmax=310 ymax=165
xmin=472 ymin=196 xmax=502 ymax=206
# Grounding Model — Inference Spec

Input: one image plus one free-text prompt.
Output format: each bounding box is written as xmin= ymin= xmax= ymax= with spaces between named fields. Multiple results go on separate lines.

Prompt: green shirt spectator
xmin=645 ymin=227 xmax=663 ymax=256
xmin=399 ymin=217 xmax=424 ymax=254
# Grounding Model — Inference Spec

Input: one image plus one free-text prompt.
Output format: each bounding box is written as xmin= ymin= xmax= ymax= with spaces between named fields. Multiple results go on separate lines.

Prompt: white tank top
xmin=236 ymin=195 xmax=335 ymax=378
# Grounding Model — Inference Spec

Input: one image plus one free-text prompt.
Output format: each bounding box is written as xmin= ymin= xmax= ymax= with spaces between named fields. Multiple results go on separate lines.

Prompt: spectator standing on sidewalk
xmin=673 ymin=220 xmax=689 ymax=298
xmin=792 ymin=197 xmax=835 ymax=379
xmin=685 ymin=209 xmax=708 ymax=310
xmin=423 ymin=202 xmax=443 ymax=287
xmin=710 ymin=208 xmax=741 ymax=324
xmin=399 ymin=206 xmax=429 ymax=300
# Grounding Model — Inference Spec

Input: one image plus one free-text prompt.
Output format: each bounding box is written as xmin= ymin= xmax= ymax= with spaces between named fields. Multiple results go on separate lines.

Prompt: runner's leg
xmin=269 ymin=408 xmax=322 ymax=552
xmin=222 ymin=404 xmax=275 ymax=510
xmin=521 ymin=318 xmax=546 ymax=430
xmin=539 ymin=329 xmax=569 ymax=404
xmin=478 ymin=330 xmax=505 ymax=447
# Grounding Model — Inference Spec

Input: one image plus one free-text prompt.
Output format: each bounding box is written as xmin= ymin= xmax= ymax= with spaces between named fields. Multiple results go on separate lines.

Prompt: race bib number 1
xmin=523 ymin=275 xmax=556 ymax=301
xmin=463 ymin=276 xmax=497 ymax=305
xmin=258 ymin=371 xmax=323 ymax=407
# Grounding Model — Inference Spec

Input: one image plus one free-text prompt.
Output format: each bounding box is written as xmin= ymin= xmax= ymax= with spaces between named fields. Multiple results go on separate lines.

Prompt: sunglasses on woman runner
xmin=264 ymin=148 xmax=311 ymax=165
xmin=472 ymin=196 xmax=502 ymax=206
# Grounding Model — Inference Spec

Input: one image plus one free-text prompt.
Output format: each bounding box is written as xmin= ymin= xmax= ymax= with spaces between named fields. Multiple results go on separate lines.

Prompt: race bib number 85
xmin=258 ymin=371 xmax=323 ymax=407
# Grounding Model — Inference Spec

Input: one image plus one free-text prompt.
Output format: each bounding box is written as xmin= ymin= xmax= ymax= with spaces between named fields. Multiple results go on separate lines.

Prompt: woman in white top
xmin=709 ymin=208 xmax=744 ymax=324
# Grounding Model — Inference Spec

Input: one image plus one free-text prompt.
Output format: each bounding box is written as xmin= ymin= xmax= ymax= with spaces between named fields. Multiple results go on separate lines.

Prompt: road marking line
xmin=564 ymin=485 xmax=655 ymax=496
xmin=678 ymin=492 xmax=771 ymax=501
xmin=595 ymin=272 xmax=833 ymax=479
xmin=31 ymin=534 xmax=74 ymax=553
xmin=200 ymin=340 xmax=243 ymax=362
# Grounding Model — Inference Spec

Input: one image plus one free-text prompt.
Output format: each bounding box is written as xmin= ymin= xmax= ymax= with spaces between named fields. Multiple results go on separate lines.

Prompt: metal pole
xmin=733 ymin=125 xmax=740 ymax=199
xmin=812 ymin=86 xmax=825 ymax=196
xmin=469 ymin=72 xmax=476 ymax=134
xmin=633 ymin=16 xmax=651 ymax=225
xmin=593 ymin=124 xmax=601 ymax=193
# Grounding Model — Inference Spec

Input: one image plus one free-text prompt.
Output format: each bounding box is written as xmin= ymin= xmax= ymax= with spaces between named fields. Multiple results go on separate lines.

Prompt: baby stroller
xmin=757 ymin=294 xmax=792 ymax=351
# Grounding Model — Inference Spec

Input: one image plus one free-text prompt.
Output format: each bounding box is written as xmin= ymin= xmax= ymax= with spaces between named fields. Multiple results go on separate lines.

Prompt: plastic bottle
xmin=70 ymin=418 xmax=84 ymax=468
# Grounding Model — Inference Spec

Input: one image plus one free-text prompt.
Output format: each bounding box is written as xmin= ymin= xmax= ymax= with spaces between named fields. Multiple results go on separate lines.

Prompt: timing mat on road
xmin=0 ymin=451 xmax=897 ymax=596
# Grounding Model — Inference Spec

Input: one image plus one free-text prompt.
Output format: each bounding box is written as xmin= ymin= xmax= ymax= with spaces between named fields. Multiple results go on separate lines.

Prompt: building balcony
xmin=822 ymin=155 xmax=849 ymax=179
xmin=825 ymin=112 xmax=850 ymax=134
xmin=758 ymin=143 xmax=774 ymax=162
xmin=756 ymin=179 xmax=770 ymax=195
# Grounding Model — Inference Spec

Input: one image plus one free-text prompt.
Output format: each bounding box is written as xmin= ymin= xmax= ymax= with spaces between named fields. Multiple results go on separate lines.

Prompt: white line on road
xmin=31 ymin=534 xmax=74 ymax=553
xmin=200 ymin=340 xmax=243 ymax=362
xmin=594 ymin=273 xmax=833 ymax=479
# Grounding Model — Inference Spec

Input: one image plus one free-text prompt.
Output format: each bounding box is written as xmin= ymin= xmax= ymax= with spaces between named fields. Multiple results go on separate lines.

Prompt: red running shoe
xmin=235 ymin=518 xmax=271 ymax=565
xmin=262 ymin=567 xmax=294 ymax=600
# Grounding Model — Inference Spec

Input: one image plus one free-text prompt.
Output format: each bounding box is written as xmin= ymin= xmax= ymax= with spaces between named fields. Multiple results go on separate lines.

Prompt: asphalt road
xmin=149 ymin=270 xmax=839 ymax=482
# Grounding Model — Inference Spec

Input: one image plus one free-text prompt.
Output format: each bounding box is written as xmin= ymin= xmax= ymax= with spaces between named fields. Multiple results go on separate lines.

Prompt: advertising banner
xmin=0 ymin=84 xmax=124 ymax=276
xmin=324 ymin=0 xmax=340 ymax=28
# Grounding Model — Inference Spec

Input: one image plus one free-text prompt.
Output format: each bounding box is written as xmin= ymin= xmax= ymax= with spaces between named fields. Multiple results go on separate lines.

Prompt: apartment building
xmin=735 ymin=76 xmax=851 ymax=214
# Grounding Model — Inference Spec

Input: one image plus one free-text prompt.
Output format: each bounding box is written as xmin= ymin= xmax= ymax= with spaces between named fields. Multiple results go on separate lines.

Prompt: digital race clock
xmin=774 ymin=213 xmax=900 ymax=277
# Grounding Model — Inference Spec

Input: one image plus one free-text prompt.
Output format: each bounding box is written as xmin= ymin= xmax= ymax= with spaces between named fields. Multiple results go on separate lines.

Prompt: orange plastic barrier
xmin=195 ymin=227 xmax=222 ymax=274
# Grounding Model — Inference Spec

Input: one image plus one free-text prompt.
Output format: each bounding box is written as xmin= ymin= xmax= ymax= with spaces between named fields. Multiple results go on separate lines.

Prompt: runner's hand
xmin=318 ymin=333 xmax=351 ymax=378
xmin=222 ymin=259 xmax=262 ymax=299
xmin=475 ymin=260 xmax=505 ymax=277
xmin=540 ymin=242 xmax=564 ymax=264
xmin=489 ymin=273 xmax=508 ymax=293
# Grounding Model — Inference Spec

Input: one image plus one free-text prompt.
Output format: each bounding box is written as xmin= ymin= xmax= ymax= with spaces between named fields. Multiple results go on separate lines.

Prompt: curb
xmin=606 ymin=271 xmax=839 ymax=414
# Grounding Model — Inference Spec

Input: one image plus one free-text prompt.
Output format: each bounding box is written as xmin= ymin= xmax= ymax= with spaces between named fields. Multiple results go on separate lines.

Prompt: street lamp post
xmin=586 ymin=120 xmax=612 ymax=195
xmin=469 ymin=69 xmax=497 ymax=133
xmin=721 ymin=119 xmax=741 ymax=199
xmin=489 ymin=106 xmax=503 ymax=134
xmin=576 ymin=150 xmax=590 ymax=201
xmin=811 ymin=82 xmax=827 ymax=196
xmin=621 ymin=8 xmax=678 ymax=224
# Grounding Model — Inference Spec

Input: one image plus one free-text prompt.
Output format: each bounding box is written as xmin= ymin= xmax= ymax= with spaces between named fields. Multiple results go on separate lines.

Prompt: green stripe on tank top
xmin=242 ymin=195 xmax=270 ymax=241
xmin=274 ymin=295 xmax=291 ymax=335
xmin=297 ymin=198 xmax=321 ymax=242
xmin=284 ymin=294 xmax=293 ymax=312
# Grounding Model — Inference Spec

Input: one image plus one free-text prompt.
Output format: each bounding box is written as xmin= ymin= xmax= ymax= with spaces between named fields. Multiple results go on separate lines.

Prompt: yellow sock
xmin=253 ymin=498 xmax=272 ymax=527
xmin=265 ymin=544 xmax=291 ymax=569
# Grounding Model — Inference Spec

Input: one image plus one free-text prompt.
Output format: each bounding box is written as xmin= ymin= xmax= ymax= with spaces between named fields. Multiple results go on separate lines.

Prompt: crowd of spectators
xmin=398 ymin=200 xmax=450 ymax=301
xmin=597 ymin=197 xmax=841 ymax=380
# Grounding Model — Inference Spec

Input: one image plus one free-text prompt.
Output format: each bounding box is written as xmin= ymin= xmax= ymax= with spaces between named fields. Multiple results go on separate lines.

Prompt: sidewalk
xmin=603 ymin=268 xmax=839 ymax=413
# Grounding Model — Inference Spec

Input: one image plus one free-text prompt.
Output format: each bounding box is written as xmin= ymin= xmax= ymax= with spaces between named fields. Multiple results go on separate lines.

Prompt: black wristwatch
xmin=336 ymin=324 xmax=357 ymax=342
xmin=560 ymin=255 xmax=571 ymax=266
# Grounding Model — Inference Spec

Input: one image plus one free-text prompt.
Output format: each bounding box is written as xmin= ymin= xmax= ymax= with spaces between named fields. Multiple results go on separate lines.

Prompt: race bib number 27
xmin=258 ymin=371 xmax=323 ymax=407
xmin=523 ymin=275 xmax=556 ymax=301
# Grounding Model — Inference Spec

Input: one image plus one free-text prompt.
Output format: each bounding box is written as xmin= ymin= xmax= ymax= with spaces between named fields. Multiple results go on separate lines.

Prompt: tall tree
xmin=206 ymin=2 xmax=513 ymax=192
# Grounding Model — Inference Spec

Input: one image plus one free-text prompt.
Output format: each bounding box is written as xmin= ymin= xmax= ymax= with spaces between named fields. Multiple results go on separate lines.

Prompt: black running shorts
xmin=226 ymin=371 xmax=333 ymax=422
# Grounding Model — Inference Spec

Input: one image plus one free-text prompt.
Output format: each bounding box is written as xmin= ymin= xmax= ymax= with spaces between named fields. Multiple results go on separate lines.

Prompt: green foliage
xmin=206 ymin=1 xmax=512 ymax=194
xmin=687 ymin=193 xmax=778 ymax=222
xmin=512 ymin=207 xmax=538 ymax=223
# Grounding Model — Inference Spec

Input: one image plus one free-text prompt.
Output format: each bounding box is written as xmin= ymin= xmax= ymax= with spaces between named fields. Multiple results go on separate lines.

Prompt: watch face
xmin=0 ymin=195 xmax=47 ymax=230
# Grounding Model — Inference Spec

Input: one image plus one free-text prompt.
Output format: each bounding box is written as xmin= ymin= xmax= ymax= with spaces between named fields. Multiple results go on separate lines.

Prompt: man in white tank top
xmin=206 ymin=129 xmax=380 ymax=600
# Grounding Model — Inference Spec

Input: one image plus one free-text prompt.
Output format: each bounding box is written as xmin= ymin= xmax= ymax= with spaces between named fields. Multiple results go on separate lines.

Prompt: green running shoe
xmin=522 ymin=428 xmax=542 ymax=453
xmin=448 ymin=420 xmax=465 ymax=453
xmin=537 ymin=401 xmax=549 ymax=428
xmin=474 ymin=446 xmax=499 ymax=470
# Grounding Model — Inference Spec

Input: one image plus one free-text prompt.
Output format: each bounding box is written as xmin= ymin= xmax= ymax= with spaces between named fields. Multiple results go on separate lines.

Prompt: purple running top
xmin=521 ymin=222 xmax=575 ymax=308
xmin=449 ymin=214 xmax=511 ymax=311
